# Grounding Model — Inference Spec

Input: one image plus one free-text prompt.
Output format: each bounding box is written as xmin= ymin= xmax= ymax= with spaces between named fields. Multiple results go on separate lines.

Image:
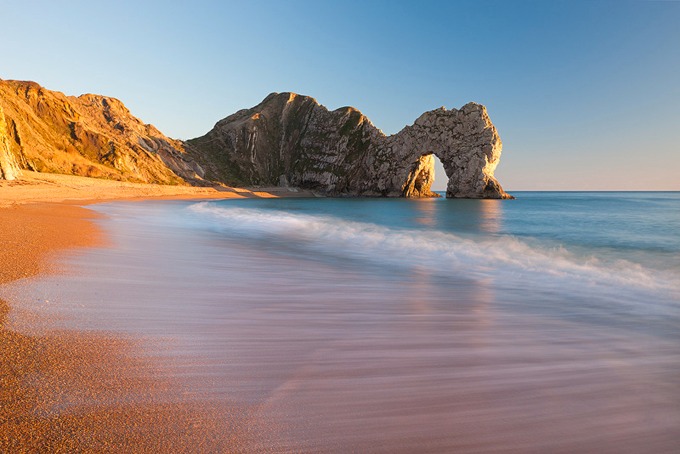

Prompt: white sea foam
xmin=188 ymin=202 xmax=680 ymax=304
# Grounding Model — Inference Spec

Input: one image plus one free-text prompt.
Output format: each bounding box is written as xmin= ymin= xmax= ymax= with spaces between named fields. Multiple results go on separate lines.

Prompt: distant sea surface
xmin=7 ymin=192 xmax=680 ymax=452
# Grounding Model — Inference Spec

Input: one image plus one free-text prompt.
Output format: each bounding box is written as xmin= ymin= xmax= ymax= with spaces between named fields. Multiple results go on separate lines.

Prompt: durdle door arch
xmin=388 ymin=103 xmax=512 ymax=199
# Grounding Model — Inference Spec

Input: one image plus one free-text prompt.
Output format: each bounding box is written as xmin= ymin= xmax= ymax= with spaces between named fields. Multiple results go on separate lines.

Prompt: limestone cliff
xmin=187 ymin=92 xmax=511 ymax=198
xmin=0 ymin=79 xmax=203 ymax=184
xmin=0 ymin=79 xmax=510 ymax=198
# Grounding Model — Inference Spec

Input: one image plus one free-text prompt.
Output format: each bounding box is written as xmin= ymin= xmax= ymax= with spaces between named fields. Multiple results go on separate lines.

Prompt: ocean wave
xmin=188 ymin=202 xmax=679 ymax=301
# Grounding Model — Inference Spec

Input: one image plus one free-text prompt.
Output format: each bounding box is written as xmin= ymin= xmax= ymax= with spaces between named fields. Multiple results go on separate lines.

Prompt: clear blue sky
xmin=1 ymin=0 xmax=678 ymax=190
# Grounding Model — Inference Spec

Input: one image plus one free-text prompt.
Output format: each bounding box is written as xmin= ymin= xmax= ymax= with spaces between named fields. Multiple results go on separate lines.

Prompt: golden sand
xmin=0 ymin=170 xmax=316 ymax=207
xmin=0 ymin=173 xmax=287 ymax=452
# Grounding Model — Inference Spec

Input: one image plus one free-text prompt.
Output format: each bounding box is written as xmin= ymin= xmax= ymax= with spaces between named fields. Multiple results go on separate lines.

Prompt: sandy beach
xmin=2 ymin=172 xmax=679 ymax=453
xmin=0 ymin=172 xmax=307 ymax=452
xmin=0 ymin=170 xmax=318 ymax=207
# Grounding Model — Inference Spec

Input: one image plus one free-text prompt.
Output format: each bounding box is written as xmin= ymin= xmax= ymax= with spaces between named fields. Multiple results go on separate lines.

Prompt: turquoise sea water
xmin=185 ymin=192 xmax=680 ymax=319
xmin=5 ymin=192 xmax=680 ymax=452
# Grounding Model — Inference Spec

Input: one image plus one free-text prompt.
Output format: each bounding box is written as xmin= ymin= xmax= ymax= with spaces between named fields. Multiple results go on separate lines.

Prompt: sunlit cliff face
xmin=0 ymin=105 xmax=21 ymax=180
xmin=402 ymin=154 xmax=439 ymax=198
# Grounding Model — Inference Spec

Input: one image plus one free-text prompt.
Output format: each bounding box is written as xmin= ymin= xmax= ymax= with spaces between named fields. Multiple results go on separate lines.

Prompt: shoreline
xmin=0 ymin=172 xmax=281 ymax=451
xmin=0 ymin=170 xmax=319 ymax=207
xmin=3 ymin=173 xmax=679 ymax=451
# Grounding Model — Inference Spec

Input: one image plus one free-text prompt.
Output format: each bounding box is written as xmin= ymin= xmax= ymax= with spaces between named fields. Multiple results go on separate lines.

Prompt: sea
xmin=5 ymin=192 xmax=680 ymax=452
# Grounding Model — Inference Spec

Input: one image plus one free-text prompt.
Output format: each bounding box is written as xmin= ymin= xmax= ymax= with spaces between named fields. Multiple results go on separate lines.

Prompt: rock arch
xmin=187 ymin=93 xmax=512 ymax=199
xmin=387 ymin=103 xmax=511 ymax=199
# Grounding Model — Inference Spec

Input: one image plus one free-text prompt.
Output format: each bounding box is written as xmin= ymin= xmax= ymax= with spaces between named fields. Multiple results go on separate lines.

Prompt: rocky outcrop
xmin=0 ymin=79 xmax=511 ymax=198
xmin=188 ymin=92 xmax=511 ymax=198
xmin=0 ymin=79 xmax=203 ymax=184
xmin=401 ymin=154 xmax=439 ymax=198
xmin=387 ymin=103 xmax=509 ymax=198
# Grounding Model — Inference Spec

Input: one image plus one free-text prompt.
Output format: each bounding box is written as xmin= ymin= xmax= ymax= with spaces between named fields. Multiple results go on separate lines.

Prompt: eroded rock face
xmin=402 ymin=154 xmax=439 ymax=198
xmin=188 ymin=93 xmax=511 ymax=198
xmin=0 ymin=105 xmax=22 ymax=180
xmin=0 ymin=79 xmax=203 ymax=184
xmin=187 ymin=93 xmax=385 ymax=192
xmin=0 ymin=80 xmax=511 ymax=199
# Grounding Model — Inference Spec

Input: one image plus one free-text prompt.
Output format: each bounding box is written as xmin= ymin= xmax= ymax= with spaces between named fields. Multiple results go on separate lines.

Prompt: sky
xmin=1 ymin=0 xmax=678 ymax=191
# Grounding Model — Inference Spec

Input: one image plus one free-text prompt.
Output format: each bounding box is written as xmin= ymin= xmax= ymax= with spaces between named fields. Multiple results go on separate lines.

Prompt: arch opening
xmin=431 ymin=154 xmax=447 ymax=194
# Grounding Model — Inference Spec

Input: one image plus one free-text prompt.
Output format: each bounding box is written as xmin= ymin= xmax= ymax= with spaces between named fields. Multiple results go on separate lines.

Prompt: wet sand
xmin=0 ymin=173 xmax=305 ymax=452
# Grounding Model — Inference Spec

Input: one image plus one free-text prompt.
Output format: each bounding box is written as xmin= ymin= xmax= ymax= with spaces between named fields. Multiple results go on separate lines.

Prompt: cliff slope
xmin=187 ymin=92 xmax=511 ymax=198
xmin=0 ymin=79 xmax=203 ymax=184
xmin=1 ymin=79 xmax=510 ymax=198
